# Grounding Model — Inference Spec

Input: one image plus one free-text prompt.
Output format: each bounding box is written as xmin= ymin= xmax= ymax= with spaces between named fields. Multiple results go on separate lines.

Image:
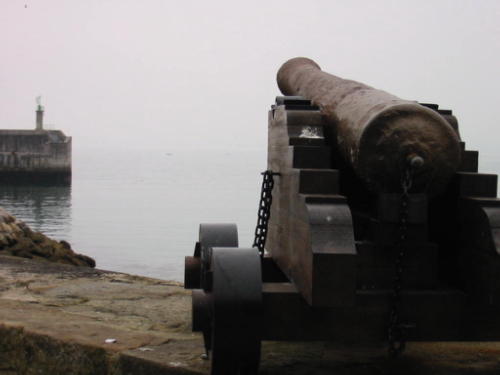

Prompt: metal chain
xmin=253 ymin=171 xmax=279 ymax=256
xmin=387 ymin=166 xmax=414 ymax=357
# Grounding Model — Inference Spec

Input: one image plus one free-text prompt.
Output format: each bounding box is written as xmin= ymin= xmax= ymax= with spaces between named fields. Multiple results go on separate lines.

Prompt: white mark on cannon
xmin=300 ymin=126 xmax=320 ymax=138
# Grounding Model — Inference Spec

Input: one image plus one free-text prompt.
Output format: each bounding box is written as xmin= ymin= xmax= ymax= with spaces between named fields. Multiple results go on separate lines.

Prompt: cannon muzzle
xmin=277 ymin=57 xmax=461 ymax=195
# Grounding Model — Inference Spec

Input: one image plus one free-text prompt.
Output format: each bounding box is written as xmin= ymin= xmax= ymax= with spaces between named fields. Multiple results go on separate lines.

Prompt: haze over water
xmin=0 ymin=148 xmax=267 ymax=281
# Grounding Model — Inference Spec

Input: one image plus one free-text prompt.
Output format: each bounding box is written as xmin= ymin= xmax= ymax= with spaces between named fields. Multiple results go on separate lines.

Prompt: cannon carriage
xmin=184 ymin=58 xmax=500 ymax=374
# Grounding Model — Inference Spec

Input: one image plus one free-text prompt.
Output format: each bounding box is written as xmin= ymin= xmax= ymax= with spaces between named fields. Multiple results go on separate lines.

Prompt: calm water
xmin=0 ymin=148 xmax=267 ymax=281
xmin=0 ymin=148 xmax=498 ymax=282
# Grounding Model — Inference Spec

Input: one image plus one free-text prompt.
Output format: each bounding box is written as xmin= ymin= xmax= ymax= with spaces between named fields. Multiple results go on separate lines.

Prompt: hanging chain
xmin=387 ymin=160 xmax=419 ymax=357
xmin=253 ymin=171 xmax=279 ymax=256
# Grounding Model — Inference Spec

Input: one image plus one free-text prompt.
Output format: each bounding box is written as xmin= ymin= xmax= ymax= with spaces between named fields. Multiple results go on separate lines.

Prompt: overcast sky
xmin=1 ymin=1 xmax=499 ymax=156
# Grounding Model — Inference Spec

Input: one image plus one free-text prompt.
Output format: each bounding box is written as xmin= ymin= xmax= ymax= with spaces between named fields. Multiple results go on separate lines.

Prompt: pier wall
xmin=0 ymin=130 xmax=72 ymax=183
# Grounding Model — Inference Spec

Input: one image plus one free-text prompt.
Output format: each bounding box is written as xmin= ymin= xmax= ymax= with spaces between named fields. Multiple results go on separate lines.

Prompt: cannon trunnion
xmin=184 ymin=59 xmax=500 ymax=374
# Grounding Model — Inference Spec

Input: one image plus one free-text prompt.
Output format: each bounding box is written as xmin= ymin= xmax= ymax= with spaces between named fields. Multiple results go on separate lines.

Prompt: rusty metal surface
xmin=277 ymin=57 xmax=461 ymax=195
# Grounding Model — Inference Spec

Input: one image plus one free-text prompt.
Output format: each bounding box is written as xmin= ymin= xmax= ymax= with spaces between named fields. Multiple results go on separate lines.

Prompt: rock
xmin=16 ymin=250 xmax=33 ymax=259
xmin=9 ymin=222 xmax=23 ymax=234
xmin=59 ymin=240 xmax=71 ymax=250
xmin=0 ymin=207 xmax=96 ymax=268
xmin=76 ymin=254 xmax=96 ymax=268
xmin=28 ymin=231 xmax=47 ymax=244
xmin=0 ymin=222 xmax=12 ymax=234
xmin=2 ymin=234 xmax=13 ymax=246
xmin=0 ymin=234 xmax=9 ymax=247
xmin=0 ymin=207 xmax=15 ymax=224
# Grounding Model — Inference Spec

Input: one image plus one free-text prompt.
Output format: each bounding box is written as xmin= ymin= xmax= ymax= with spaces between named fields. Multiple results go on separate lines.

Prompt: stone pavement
xmin=0 ymin=255 xmax=499 ymax=374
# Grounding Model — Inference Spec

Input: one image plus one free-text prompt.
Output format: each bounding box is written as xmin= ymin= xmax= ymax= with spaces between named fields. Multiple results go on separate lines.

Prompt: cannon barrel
xmin=277 ymin=57 xmax=461 ymax=195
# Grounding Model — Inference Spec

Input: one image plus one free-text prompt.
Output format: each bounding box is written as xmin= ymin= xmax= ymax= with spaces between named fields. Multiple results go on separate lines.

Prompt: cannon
xmin=184 ymin=58 xmax=500 ymax=374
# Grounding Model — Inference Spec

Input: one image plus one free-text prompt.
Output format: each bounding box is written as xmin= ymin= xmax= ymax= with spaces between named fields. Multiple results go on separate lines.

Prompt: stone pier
xmin=0 ymin=256 xmax=499 ymax=374
xmin=0 ymin=103 xmax=71 ymax=184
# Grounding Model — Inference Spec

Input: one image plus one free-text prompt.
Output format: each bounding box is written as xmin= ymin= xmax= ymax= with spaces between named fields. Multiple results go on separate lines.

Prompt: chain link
xmin=253 ymin=171 xmax=279 ymax=256
xmin=387 ymin=165 xmax=415 ymax=357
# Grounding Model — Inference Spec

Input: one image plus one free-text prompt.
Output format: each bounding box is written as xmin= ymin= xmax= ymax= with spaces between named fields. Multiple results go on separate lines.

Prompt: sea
xmin=0 ymin=148 xmax=267 ymax=282
xmin=0 ymin=147 xmax=498 ymax=282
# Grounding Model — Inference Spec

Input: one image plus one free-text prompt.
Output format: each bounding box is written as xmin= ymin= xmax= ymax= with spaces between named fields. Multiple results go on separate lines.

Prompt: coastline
xmin=1 ymin=256 xmax=500 ymax=374
xmin=0 ymin=207 xmax=95 ymax=269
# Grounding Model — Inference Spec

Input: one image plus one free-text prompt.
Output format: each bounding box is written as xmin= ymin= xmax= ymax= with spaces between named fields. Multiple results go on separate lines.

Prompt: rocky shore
xmin=0 ymin=207 xmax=95 ymax=268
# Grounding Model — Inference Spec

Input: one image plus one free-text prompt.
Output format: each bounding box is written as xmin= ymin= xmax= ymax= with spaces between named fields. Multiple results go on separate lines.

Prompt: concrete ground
xmin=0 ymin=255 xmax=499 ymax=374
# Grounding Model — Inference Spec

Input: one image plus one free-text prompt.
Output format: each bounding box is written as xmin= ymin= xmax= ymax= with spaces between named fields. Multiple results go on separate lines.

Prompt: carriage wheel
xmin=184 ymin=223 xmax=238 ymax=289
xmin=209 ymin=247 xmax=263 ymax=375
xmin=199 ymin=223 xmax=238 ymax=289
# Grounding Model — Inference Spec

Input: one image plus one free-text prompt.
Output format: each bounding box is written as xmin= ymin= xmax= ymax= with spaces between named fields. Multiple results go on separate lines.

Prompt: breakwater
xmin=0 ymin=105 xmax=71 ymax=184
xmin=0 ymin=130 xmax=71 ymax=184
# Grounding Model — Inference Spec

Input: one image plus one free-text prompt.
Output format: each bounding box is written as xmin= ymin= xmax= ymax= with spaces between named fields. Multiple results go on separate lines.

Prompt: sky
xmin=1 ymin=0 xmax=499 ymax=156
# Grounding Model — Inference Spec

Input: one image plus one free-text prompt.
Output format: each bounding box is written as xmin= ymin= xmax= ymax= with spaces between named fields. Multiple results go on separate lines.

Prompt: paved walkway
xmin=0 ymin=256 xmax=499 ymax=374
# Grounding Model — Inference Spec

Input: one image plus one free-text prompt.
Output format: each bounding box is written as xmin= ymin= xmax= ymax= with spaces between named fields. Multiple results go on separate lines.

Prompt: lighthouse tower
xmin=35 ymin=96 xmax=44 ymax=132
